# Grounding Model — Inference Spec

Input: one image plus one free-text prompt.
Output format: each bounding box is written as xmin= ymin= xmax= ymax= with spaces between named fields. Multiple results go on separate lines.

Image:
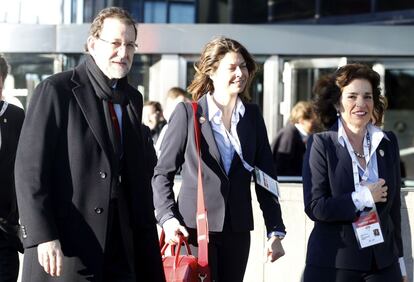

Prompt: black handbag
xmin=0 ymin=217 xmax=23 ymax=253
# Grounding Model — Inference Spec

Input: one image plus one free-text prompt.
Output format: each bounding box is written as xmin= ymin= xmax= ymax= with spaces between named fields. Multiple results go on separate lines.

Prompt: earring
xmin=336 ymin=111 xmax=340 ymax=117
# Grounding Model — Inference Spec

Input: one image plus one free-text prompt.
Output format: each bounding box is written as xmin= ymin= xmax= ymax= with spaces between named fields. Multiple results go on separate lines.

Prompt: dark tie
xmin=108 ymin=102 xmax=121 ymax=141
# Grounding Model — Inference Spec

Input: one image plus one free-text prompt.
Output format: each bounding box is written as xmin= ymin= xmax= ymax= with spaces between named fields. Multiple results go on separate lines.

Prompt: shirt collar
xmin=294 ymin=123 xmax=309 ymax=137
xmin=337 ymin=118 xmax=389 ymax=147
xmin=206 ymin=92 xmax=245 ymax=124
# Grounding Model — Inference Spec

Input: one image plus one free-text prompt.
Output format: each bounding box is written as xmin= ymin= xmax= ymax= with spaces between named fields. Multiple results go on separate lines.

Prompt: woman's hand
xmin=163 ymin=218 xmax=189 ymax=245
xmin=264 ymin=236 xmax=285 ymax=263
xmin=402 ymin=275 xmax=408 ymax=282
xmin=366 ymin=178 xmax=387 ymax=203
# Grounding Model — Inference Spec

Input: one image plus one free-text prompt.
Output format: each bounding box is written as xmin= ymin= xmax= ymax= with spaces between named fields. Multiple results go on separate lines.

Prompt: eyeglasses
xmin=97 ymin=37 xmax=138 ymax=51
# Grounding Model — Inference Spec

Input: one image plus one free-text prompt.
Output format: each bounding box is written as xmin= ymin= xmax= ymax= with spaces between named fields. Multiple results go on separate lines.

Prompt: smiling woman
xmin=303 ymin=63 xmax=407 ymax=282
xmin=152 ymin=37 xmax=286 ymax=282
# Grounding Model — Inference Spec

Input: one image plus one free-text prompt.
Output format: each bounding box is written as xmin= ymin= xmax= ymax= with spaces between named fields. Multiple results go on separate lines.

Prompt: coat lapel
xmin=376 ymin=139 xmax=390 ymax=184
xmin=71 ymin=64 xmax=113 ymax=163
xmin=125 ymin=91 xmax=143 ymax=139
xmin=332 ymin=132 xmax=355 ymax=193
xmin=197 ymin=94 xmax=227 ymax=176
xmin=197 ymin=96 xmax=225 ymax=173
xmin=236 ymin=108 xmax=255 ymax=169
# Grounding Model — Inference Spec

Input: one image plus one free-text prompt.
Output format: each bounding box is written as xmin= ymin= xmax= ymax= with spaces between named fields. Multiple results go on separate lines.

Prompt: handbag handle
xmin=160 ymin=232 xmax=193 ymax=270
xmin=191 ymin=102 xmax=209 ymax=270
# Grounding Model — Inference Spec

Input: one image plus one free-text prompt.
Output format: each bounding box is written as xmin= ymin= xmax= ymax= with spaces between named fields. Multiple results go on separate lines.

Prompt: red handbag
xmin=161 ymin=233 xmax=199 ymax=282
xmin=160 ymin=102 xmax=211 ymax=282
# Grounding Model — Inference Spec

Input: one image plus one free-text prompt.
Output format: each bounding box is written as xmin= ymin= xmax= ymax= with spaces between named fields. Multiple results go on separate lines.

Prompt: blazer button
xmin=99 ymin=171 xmax=107 ymax=179
xmin=94 ymin=207 xmax=104 ymax=214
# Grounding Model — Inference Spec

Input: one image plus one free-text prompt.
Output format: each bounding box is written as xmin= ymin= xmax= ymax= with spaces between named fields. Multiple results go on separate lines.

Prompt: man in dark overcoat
xmin=0 ymin=54 xmax=25 ymax=282
xmin=14 ymin=7 xmax=165 ymax=282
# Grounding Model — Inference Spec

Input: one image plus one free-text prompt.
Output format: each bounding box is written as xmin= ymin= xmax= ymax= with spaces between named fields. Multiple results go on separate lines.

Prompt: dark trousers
xmin=304 ymin=262 xmax=402 ymax=282
xmin=0 ymin=244 xmax=19 ymax=282
xmin=187 ymin=225 xmax=250 ymax=282
xmin=103 ymin=201 xmax=135 ymax=282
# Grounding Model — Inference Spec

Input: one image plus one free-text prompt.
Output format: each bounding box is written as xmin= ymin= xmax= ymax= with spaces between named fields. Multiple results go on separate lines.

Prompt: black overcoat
xmin=15 ymin=62 xmax=164 ymax=282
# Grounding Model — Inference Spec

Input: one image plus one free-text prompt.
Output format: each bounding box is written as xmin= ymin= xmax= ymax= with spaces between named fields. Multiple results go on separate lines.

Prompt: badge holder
xmin=254 ymin=167 xmax=280 ymax=198
xmin=352 ymin=206 xmax=384 ymax=249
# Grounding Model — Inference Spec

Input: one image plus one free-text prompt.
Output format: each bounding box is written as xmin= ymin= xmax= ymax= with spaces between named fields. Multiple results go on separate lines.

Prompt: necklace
xmin=353 ymin=151 xmax=366 ymax=159
xmin=353 ymin=131 xmax=371 ymax=159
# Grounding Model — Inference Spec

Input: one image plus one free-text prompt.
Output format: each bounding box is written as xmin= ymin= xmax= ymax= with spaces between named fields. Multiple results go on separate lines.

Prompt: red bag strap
xmin=160 ymin=231 xmax=193 ymax=266
xmin=191 ymin=102 xmax=209 ymax=271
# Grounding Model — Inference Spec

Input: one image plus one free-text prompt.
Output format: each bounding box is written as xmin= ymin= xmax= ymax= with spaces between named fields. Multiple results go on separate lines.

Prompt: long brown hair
xmin=187 ymin=37 xmax=257 ymax=101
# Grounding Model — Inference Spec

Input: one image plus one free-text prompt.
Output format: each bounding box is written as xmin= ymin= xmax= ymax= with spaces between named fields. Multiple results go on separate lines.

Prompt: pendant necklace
xmin=353 ymin=131 xmax=371 ymax=159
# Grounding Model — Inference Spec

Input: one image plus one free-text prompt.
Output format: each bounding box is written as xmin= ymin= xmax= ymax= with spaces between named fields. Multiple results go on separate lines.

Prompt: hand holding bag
xmin=161 ymin=232 xmax=198 ymax=282
xmin=160 ymin=102 xmax=211 ymax=282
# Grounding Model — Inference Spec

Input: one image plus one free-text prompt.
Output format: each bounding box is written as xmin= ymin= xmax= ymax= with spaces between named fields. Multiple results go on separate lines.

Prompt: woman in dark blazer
xmin=303 ymin=64 xmax=407 ymax=282
xmin=152 ymin=37 xmax=286 ymax=281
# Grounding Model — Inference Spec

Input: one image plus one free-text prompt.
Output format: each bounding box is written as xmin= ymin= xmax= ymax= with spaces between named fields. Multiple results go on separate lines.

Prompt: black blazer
xmin=303 ymin=124 xmax=403 ymax=271
xmin=15 ymin=61 xmax=164 ymax=282
xmin=272 ymin=123 xmax=306 ymax=176
xmin=152 ymin=95 xmax=285 ymax=234
xmin=0 ymin=102 xmax=24 ymax=233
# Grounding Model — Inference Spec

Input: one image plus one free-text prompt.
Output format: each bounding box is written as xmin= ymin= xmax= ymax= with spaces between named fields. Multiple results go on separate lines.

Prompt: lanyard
xmin=342 ymin=131 xmax=371 ymax=192
xmin=225 ymin=128 xmax=254 ymax=172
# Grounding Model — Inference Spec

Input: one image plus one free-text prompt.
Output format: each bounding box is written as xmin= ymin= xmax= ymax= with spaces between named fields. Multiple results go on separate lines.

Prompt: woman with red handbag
xmin=152 ymin=37 xmax=286 ymax=282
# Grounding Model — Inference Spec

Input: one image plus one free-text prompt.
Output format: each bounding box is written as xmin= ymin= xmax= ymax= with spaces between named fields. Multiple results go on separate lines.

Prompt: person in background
xmin=152 ymin=37 xmax=286 ymax=281
xmin=154 ymin=87 xmax=189 ymax=156
xmin=14 ymin=7 xmax=164 ymax=282
xmin=162 ymin=87 xmax=189 ymax=122
xmin=142 ymin=101 xmax=166 ymax=144
xmin=303 ymin=63 xmax=407 ymax=282
xmin=0 ymin=54 xmax=25 ymax=282
xmin=272 ymin=101 xmax=316 ymax=176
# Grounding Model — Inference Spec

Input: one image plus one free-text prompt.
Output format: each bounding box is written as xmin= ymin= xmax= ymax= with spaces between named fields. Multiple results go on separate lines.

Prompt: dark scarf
xmin=85 ymin=54 xmax=129 ymax=170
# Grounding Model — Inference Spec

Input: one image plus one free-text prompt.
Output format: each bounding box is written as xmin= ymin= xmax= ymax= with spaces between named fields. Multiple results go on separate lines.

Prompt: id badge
xmin=254 ymin=167 xmax=280 ymax=198
xmin=352 ymin=207 xmax=384 ymax=249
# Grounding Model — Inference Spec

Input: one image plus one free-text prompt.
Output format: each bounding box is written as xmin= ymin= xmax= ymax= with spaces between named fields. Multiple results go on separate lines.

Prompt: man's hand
xmin=265 ymin=236 xmax=285 ymax=263
xmin=163 ymin=218 xmax=189 ymax=245
xmin=37 ymin=239 xmax=63 ymax=277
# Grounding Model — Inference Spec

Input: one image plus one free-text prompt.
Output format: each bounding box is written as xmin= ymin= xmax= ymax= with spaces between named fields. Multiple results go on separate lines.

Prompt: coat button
xmin=94 ymin=207 xmax=103 ymax=214
xmin=99 ymin=171 xmax=107 ymax=179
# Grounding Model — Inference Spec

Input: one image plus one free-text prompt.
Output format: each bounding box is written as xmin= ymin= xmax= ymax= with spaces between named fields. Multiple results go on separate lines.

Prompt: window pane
xmin=385 ymin=69 xmax=414 ymax=110
xmin=321 ymin=0 xmax=370 ymax=17
xmin=378 ymin=0 xmax=414 ymax=12
xmin=269 ymin=0 xmax=315 ymax=21
xmin=383 ymin=69 xmax=414 ymax=181
xmin=144 ymin=2 xmax=167 ymax=23
xmin=170 ymin=3 xmax=195 ymax=23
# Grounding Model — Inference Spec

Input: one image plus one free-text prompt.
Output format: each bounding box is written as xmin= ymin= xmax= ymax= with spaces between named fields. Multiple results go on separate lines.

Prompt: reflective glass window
xmin=170 ymin=3 xmax=195 ymax=23
xmin=145 ymin=1 xmax=167 ymax=23
xmin=378 ymin=1 xmax=414 ymax=12
xmin=321 ymin=0 xmax=370 ymax=16
xmin=269 ymin=0 xmax=315 ymax=21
